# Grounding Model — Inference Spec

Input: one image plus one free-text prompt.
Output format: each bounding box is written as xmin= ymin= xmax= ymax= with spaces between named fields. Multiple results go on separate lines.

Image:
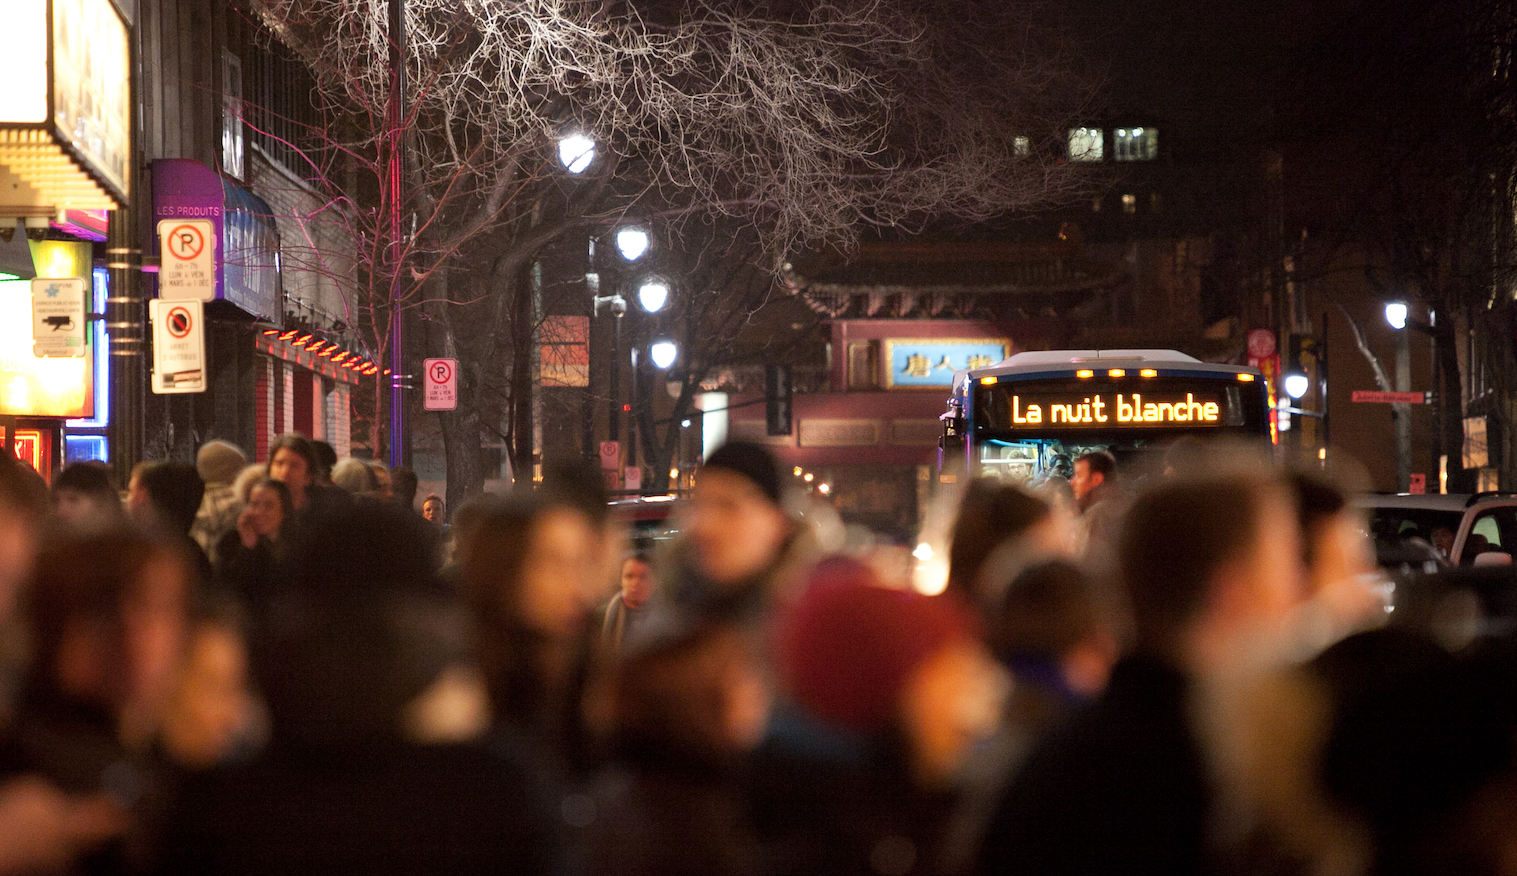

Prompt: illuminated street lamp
xmin=557 ymin=134 xmax=596 ymax=174
xmin=616 ymin=227 xmax=650 ymax=261
xmin=1283 ymin=372 xmax=1310 ymax=400
xmin=650 ymin=340 xmax=678 ymax=369
xmin=637 ymin=279 xmax=669 ymax=313
xmin=1385 ymin=301 xmax=1409 ymax=331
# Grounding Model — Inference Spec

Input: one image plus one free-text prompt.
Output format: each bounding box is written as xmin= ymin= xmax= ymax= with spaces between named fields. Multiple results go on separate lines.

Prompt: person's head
xmin=254 ymin=502 xmax=456 ymax=744
xmin=947 ymin=480 xmax=1055 ymax=610
xmin=595 ymin=622 xmax=769 ymax=765
xmin=778 ymin=556 xmax=1004 ymax=786
xmin=619 ymin=553 xmax=655 ymax=610
xmin=366 ymin=460 xmax=393 ymax=502
xmin=995 ymin=560 xmax=1117 ymax=698
xmin=160 ymin=597 xmax=258 ymax=769
xmin=128 ymin=461 xmax=206 ymax=536
xmin=195 ymin=440 xmax=248 ymax=488
xmin=310 ymin=441 xmax=338 ymax=485
xmin=267 ymin=435 xmax=316 ymax=506
xmin=243 ymin=477 xmax=293 ymax=541
xmin=26 ymin=528 xmax=194 ymax=742
xmin=457 ymin=493 xmax=606 ymax=723
xmin=1118 ymin=471 xmax=1303 ymax=672
xmin=390 ymin=466 xmax=419 ymax=510
xmin=330 ymin=457 xmax=379 ymax=495
xmin=0 ymin=452 xmax=48 ymax=625
xmin=421 ymin=494 xmax=445 ymax=525
xmin=1429 ymin=526 xmax=1455 ymax=558
xmin=52 ymin=461 xmax=122 ymax=529
xmin=1288 ymin=471 xmax=1383 ymax=646
xmin=1071 ymin=451 xmax=1117 ymax=503
xmin=687 ymin=442 xmax=793 ymax=587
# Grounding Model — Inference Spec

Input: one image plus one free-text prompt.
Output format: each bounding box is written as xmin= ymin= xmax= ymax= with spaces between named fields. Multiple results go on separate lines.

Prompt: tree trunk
xmin=510 ymin=261 xmax=537 ymax=487
xmin=1433 ymin=319 xmax=1472 ymax=492
xmin=425 ymin=271 xmax=488 ymax=511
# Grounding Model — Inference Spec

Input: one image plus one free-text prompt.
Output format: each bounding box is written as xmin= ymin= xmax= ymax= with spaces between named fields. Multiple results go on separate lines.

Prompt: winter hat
xmin=196 ymin=440 xmax=248 ymax=486
xmin=778 ymin=556 xmax=974 ymax=733
xmin=703 ymin=442 xmax=783 ymax=505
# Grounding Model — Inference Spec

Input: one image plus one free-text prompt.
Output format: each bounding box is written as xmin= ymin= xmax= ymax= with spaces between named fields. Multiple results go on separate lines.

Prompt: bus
xmin=939 ymin=349 xmax=1272 ymax=482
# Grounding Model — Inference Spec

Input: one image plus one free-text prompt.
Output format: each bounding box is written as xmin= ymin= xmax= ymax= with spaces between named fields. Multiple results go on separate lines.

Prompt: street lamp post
xmin=386 ymin=0 xmax=408 ymax=469
xmin=1385 ymin=300 xmax=1438 ymax=492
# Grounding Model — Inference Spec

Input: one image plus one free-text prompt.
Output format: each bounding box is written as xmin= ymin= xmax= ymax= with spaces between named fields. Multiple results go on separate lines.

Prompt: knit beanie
xmin=778 ymin=556 xmax=974 ymax=733
xmin=703 ymin=442 xmax=782 ymax=505
xmin=196 ymin=440 xmax=249 ymax=487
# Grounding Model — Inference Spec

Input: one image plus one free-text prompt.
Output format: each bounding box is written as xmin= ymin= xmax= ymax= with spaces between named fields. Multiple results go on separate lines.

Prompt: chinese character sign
xmin=884 ymin=339 xmax=1009 ymax=388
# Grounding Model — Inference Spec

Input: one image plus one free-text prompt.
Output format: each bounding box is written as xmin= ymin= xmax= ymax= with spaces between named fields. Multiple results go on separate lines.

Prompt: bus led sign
xmin=1009 ymin=392 xmax=1221 ymax=427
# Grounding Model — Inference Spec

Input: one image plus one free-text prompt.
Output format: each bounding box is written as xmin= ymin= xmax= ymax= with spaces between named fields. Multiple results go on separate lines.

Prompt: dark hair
xmin=134 ymin=461 xmax=205 ymax=536
xmin=457 ymin=492 xmax=594 ymax=729
xmin=310 ymin=441 xmax=337 ymax=481
xmin=947 ymin=480 xmax=1051 ymax=607
xmin=540 ymin=457 xmax=610 ymax=529
xmin=602 ymin=623 xmax=755 ymax=765
xmin=1076 ymin=450 xmax=1117 ymax=480
xmin=0 ymin=452 xmax=48 ymax=518
xmin=26 ymin=528 xmax=190 ymax=709
xmin=624 ymin=551 xmax=653 ymax=569
xmin=1117 ymin=474 xmax=1270 ymax=652
xmin=266 ymin=435 xmax=317 ymax=477
xmin=1288 ymin=470 xmax=1348 ymax=569
xmin=390 ymin=466 xmax=419 ymax=508
xmin=995 ymin=560 xmax=1107 ymax=660
xmin=248 ymin=477 xmax=294 ymax=522
xmin=254 ymin=502 xmax=453 ymax=743
xmin=54 ymin=461 xmax=116 ymax=497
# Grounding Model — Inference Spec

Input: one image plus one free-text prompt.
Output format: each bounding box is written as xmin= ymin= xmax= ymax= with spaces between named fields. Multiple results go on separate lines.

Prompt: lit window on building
xmin=1121 ymin=193 xmax=1137 ymax=214
xmin=1014 ymin=136 xmax=1030 ymax=157
xmin=1113 ymin=127 xmax=1157 ymax=161
xmin=1068 ymin=127 xmax=1103 ymax=161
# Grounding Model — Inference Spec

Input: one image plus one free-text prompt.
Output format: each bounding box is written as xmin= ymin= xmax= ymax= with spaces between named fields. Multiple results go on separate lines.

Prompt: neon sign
xmin=1007 ymin=392 xmax=1222 ymax=428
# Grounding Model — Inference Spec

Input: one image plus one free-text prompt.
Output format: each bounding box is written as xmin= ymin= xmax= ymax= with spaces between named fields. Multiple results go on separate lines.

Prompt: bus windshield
xmin=965 ymin=370 xmax=1271 ymax=482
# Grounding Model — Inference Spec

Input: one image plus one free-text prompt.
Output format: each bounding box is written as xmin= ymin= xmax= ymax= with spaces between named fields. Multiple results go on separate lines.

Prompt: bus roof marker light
xmin=1076 ymin=369 xmax=1094 ymax=378
xmin=1140 ymin=369 xmax=1158 ymax=378
xmin=1108 ymin=369 xmax=1126 ymax=378
xmin=981 ymin=376 xmax=997 ymax=385
xmin=1237 ymin=373 xmax=1255 ymax=382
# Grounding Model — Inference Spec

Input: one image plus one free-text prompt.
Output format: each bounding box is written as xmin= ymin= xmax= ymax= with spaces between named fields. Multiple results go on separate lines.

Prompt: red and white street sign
xmin=423 ymin=358 xmax=458 ymax=411
xmin=599 ymin=441 xmax=620 ymax=470
xmin=1351 ymin=390 xmax=1429 ymax=404
xmin=156 ymin=219 xmax=216 ymax=301
xmin=150 ymin=298 xmax=206 ymax=394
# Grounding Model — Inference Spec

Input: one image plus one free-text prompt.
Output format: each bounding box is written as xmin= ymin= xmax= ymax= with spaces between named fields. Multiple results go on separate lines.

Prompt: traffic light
xmin=766 ymin=364 xmax=793 ymax=436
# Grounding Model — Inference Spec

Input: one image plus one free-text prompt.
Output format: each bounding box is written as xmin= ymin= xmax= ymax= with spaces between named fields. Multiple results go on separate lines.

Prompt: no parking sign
xmin=423 ymin=358 xmax=458 ymax=411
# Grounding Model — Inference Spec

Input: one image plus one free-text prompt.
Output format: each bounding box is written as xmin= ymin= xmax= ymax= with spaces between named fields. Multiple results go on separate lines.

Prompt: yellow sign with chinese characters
xmin=883 ymin=338 xmax=1009 ymax=389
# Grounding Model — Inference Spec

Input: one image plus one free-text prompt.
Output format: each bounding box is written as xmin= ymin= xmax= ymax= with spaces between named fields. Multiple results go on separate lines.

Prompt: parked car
xmin=1356 ymin=492 xmax=1517 ymax=570
xmin=609 ymin=495 xmax=686 ymax=550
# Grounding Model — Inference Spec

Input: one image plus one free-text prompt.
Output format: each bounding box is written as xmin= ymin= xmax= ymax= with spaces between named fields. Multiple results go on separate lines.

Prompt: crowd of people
xmin=0 ymin=435 xmax=1508 ymax=875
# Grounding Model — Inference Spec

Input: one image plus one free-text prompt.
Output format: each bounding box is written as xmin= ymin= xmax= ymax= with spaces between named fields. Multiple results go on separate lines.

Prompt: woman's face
xmin=517 ymin=507 xmax=603 ymax=639
xmin=246 ymin=485 xmax=284 ymax=538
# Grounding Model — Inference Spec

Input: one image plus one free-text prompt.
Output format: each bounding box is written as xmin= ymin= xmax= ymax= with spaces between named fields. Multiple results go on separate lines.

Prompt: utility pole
xmin=385 ymin=0 xmax=409 ymax=468
xmin=1394 ymin=323 xmax=1411 ymax=492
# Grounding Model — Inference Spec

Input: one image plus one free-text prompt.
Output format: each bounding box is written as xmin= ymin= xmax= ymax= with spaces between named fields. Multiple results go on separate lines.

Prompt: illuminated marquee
xmin=1009 ymin=392 xmax=1222 ymax=428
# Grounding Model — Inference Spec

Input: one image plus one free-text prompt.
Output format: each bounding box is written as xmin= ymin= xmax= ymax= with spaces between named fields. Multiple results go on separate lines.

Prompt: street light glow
xmin=1284 ymin=373 xmax=1310 ymax=399
xmin=1385 ymin=301 xmax=1408 ymax=330
xmin=637 ymin=280 xmax=669 ymax=313
xmin=650 ymin=340 xmax=678 ymax=369
xmin=557 ymin=134 xmax=595 ymax=174
xmin=616 ymin=228 xmax=650 ymax=261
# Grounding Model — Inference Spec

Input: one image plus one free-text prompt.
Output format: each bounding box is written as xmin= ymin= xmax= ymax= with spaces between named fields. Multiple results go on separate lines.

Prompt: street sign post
xmin=30 ymin=278 xmax=87 ymax=358
xmin=1351 ymin=390 xmax=1429 ymax=404
xmin=599 ymin=441 xmax=620 ymax=470
xmin=156 ymin=219 xmax=216 ymax=301
xmin=623 ymin=466 xmax=642 ymax=492
xmin=422 ymin=357 xmax=457 ymax=411
xmin=149 ymin=298 xmax=206 ymax=393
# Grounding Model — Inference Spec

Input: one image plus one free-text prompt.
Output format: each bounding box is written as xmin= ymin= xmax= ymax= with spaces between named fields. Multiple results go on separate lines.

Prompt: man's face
xmin=620 ymin=558 xmax=655 ymax=609
xmin=422 ymin=499 xmax=443 ymax=523
xmin=687 ymin=469 xmax=791 ymax=587
xmin=1070 ymin=460 xmax=1104 ymax=502
xmin=268 ymin=449 xmax=311 ymax=494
